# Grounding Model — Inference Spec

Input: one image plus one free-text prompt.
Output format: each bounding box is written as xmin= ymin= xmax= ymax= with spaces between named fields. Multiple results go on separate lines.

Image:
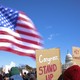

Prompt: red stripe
xmin=18 ymin=16 xmax=30 ymax=22
xmin=0 ymin=31 xmax=43 ymax=46
xmin=19 ymin=11 xmax=26 ymax=15
xmin=16 ymin=23 xmax=36 ymax=31
xmin=16 ymin=30 xmax=42 ymax=39
xmin=0 ymin=39 xmax=38 ymax=50
xmin=0 ymin=47 xmax=36 ymax=59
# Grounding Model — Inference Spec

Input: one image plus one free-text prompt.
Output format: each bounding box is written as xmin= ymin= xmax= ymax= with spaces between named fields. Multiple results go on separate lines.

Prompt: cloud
xmin=48 ymin=33 xmax=59 ymax=40
xmin=48 ymin=34 xmax=53 ymax=40
xmin=46 ymin=26 xmax=53 ymax=29
xmin=2 ymin=61 xmax=16 ymax=74
xmin=9 ymin=61 xmax=16 ymax=67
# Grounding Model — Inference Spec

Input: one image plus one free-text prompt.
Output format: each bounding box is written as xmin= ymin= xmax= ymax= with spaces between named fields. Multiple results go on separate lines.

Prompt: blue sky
xmin=0 ymin=0 xmax=80 ymax=68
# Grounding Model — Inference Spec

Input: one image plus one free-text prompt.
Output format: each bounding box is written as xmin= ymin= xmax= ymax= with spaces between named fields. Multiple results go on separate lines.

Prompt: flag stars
xmin=1 ymin=17 xmax=4 ymax=20
xmin=5 ymin=19 xmax=8 ymax=22
xmin=9 ymin=14 xmax=12 ymax=16
xmin=1 ymin=21 xmax=4 ymax=24
xmin=10 ymin=9 xmax=13 ymax=12
xmin=14 ymin=15 xmax=17 ymax=18
xmin=11 ymin=28 xmax=14 ymax=31
xmin=9 ymin=26 xmax=12 ymax=28
xmin=6 ymin=23 xmax=10 ymax=25
xmin=1 ymin=13 xmax=3 ymax=16
xmin=3 ymin=20 xmax=6 ymax=23
xmin=15 ymin=11 xmax=18 ymax=13
xmin=4 ymin=24 xmax=6 ymax=27
xmin=0 ymin=6 xmax=18 ymax=30
xmin=3 ymin=17 xmax=5 ymax=19
xmin=6 ymin=23 xmax=9 ymax=26
xmin=2 ymin=9 xmax=5 ymax=12
xmin=5 ymin=8 xmax=8 ymax=11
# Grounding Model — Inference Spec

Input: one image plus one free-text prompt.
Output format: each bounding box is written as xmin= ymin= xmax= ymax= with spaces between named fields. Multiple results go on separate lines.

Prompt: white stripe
xmin=19 ymin=13 xmax=31 ymax=21
xmin=16 ymin=26 xmax=40 ymax=36
xmin=0 ymin=43 xmax=35 ymax=54
xmin=19 ymin=34 xmax=43 ymax=44
xmin=0 ymin=27 xmax=43 ymax=43
xmin=0 ymin=27 xmax=20 ymax=37
xmin=19 ymin=13 xmax=34 ymax=25
xmin=0 ymin=43 xmax=12 ymax=47
xmin=0 ymin=35 xmax=43 ymax=49
xmin=17 ymin=20 xmax=36 ymax=29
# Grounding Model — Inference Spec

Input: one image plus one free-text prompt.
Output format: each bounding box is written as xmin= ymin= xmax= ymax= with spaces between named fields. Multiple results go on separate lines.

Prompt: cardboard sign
xmin=72 ymin=47 xmax=80 ymax=65
xmin=36 ymin=48 xmax=61 ymax=80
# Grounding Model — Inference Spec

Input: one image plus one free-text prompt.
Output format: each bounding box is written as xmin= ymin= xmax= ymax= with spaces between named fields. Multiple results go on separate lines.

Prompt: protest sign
xmin=72 ymin=47 xmax=80 ymax=65
xmin=36 ymin=48 xmax=61 ymax=80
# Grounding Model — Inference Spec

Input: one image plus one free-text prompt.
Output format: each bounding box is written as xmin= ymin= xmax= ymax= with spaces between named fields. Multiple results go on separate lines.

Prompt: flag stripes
xmin=0 ymin=7 xmax=43 ymax=59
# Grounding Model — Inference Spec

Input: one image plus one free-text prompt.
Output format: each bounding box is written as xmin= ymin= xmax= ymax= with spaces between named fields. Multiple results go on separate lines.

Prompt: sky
xmin=0 ymin=0 xmax=80 ymax=68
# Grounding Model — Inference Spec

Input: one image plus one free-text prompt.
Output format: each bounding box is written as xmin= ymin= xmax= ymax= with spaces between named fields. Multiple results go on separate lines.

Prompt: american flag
xmin=0 ymin=6 xmax=43 ymax=59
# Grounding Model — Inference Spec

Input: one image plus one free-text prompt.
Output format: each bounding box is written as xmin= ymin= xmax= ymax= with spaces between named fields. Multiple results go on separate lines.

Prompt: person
xmin=63 ymin=65 xmax=80 ymax=80
xmin=3 ymin=73 xmax=9 ymax=80
xmin=0 ymin=74 xmax=3 ymax=80
xmin=22 ymin=72 xmax=28 ymax=80
xmin=58 ymin=53 xmax=76 ymax=80
xmin=30 ymin=73 xmax=36 ymax=80
xmin=9 ymin=67 xmax=23 ymax=80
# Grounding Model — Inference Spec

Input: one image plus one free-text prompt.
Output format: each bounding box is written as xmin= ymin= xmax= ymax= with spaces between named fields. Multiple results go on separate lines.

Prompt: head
xmin=0 ymin=74 xmax=3 ymax=80
xmin=63 ymin=65 xmax=80 ymax=80
xmin=9 ymin=67 xmax=20 ymax=77
xmin=3 ymin=74 xmax=9 ymax=80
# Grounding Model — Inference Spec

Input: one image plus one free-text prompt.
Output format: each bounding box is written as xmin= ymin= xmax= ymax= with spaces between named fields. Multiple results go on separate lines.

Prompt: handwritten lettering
xmin=39 ymin=64 xmax=57 ymax=75
xmin=73 ymin=57 xmax=80 ymax=60
xmin=39 ymin=55 xmax=58 ymax=64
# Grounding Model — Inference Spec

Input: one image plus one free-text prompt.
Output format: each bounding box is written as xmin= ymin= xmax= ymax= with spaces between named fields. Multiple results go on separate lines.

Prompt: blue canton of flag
xmin=0 ymin=6 xmax=18 ymax=30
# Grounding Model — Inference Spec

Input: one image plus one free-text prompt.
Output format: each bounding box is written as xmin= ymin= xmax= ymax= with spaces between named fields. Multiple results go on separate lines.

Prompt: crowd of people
xmin=1 ymin=53 xmax=80 ymax=80
xmin=0 ymin=67 xmax=37 ymax=80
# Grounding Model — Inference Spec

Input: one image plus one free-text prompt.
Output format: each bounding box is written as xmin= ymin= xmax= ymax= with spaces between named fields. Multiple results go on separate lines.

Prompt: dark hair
xmin=0 ymin=74 xmax=3 ymax=80
xmin=9 ymin=78 xmax=14 ymax=80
